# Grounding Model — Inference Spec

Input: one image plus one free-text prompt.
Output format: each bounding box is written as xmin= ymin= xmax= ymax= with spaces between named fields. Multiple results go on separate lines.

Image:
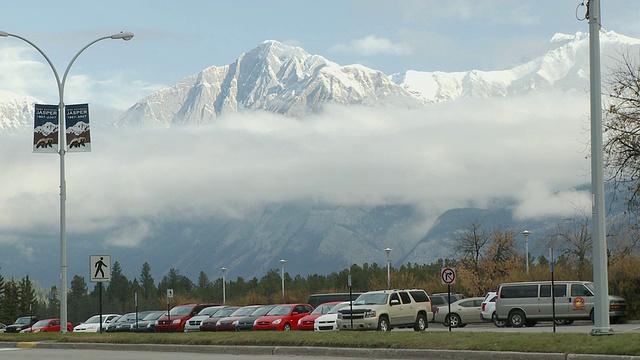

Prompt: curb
xmin=4 ymin=342 xmax=640 ymax=360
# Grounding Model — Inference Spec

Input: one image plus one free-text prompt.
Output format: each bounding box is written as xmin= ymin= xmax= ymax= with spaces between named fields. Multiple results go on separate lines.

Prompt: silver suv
xmin=336 ymin=289 xmax=432 ymax=331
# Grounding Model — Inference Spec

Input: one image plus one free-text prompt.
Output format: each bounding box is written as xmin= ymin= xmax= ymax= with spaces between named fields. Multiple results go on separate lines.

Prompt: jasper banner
xmin=33 ymin=104 xmax=59 ymax=153
xmin=65 ymin=103 xmax=91 ymax=152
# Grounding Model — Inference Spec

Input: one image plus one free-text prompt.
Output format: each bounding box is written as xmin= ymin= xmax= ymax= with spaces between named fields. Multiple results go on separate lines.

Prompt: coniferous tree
xmin=17 ymin=275 xmax=38 ymax=316
xmin=106 ymin=261 xmax=131 ymax=313
xmin=2 ymin=279 xmax=19 ymax=324
xmin=68 ymin=275 xmax=89 ymax=325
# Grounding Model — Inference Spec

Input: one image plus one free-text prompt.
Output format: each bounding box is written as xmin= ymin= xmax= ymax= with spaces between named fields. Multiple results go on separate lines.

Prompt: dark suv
xmin=4 ymin=315 xmax=38 ymax=333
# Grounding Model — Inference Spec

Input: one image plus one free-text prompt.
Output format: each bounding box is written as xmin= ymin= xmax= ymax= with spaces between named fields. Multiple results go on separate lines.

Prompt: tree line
xmin=1 ymin=211 xmax=639 ymax=326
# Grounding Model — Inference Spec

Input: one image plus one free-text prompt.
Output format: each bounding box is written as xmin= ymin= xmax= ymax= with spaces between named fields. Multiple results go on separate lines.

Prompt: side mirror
xmin=390 ymin=299 xmax=400 ymax=306
xmin=292 ymin=312 xmax=299 ymax=316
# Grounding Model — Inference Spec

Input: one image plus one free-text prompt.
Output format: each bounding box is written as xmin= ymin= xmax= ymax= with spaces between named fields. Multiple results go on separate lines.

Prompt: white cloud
xmin=0 ymin=89 xmax=593 ymax=247
xmin=513 ymin=181 xmax=592 ymax=220
xmin=332 ymin=35 xmax=412 ymax=56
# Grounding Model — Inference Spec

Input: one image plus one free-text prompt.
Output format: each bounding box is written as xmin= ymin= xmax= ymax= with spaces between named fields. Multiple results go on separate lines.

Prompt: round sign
xmin=441 ymin=267 xmax=456 ymax=285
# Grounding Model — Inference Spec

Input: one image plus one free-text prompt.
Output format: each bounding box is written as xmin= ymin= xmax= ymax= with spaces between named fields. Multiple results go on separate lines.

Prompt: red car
xmin=297 ymin=301 xmax=341 ymax=330
xmin=21 ymin=318 xmax=73 ymax=333
xmin=155 ymin=303 xmax=218 ymax=332
xmin=253 ymin=303 xmax=313 ymax=331
xmin=214 ymin=305 xmax=261 ymax=331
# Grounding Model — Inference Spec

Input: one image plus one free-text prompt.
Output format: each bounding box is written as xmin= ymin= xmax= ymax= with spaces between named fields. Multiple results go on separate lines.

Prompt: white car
xmin=73 ymin=314 xmax=120 ymax=332
xmin=182 ymin=305 xmax=226 ymax=332
xmin=480 ymin=292 xmax=496 ymax=321
xmin=314 ymin=301 xmax=352 ymax=331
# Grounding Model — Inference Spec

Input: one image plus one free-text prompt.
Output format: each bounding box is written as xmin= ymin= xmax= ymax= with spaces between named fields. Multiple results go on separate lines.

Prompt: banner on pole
xmin=65 ymin=104 xmax=91 ymax=152
xmin=33 ymin=104 xmax=59 ymax=153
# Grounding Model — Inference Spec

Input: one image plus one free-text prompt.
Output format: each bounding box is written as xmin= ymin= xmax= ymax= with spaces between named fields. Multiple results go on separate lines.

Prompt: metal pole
xmin=221 ymin=267 xmax=227 ymax=304
xmin=385 ymin=248 xmax=392 ymax=289
xmin=0 ymin=31 xmax=133 ymax=333
xmin=280 ymin=259 xmax=286 ymax=300
xmin=587 ymin=0 xmax=613 ymax=336
xmin=523 ymin=230 xmax=530 ymax=274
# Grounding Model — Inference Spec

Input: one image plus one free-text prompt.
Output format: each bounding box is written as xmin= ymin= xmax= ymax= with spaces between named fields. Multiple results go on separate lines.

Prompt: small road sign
xmin=90 ymin=255 xmax=111 ymax=282
xmin=167 ymin=289 xmax=174 ymax=298
xmin=441 ymin=267 xmax=456 ymax=285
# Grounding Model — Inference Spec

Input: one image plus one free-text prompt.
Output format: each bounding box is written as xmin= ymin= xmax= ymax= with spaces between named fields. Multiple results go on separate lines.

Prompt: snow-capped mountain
xmin=391 ymin=30 xmax=640 ymax=104
xmin=0 ymin=94 xmax=39 ymax=133
xmin=116 ymin=40 xmax=423 ymax=127
xmin=66 ymin=121 xmax=90 ymax=135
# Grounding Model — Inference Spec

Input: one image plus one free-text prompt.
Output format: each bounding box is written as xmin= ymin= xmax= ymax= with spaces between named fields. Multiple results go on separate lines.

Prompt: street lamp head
xmin=384 ymin=247 xmax=392 ymax=254
xmin=221 ymin=267 xmax=227 ymax=273
xmin=523 ymin=230 xmax=530 ymax=236
xmin=0 ymin=31 xmax=8 ymax=37
xmin=279 ymin=259 xmax=286 ymax=265
xmin=111 ymin=31 xmax=134 ymax=41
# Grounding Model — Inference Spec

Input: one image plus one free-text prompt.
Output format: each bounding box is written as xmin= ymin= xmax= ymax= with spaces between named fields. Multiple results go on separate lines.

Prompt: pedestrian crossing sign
xmin=90 ymin=255 xmax=111 ymax=282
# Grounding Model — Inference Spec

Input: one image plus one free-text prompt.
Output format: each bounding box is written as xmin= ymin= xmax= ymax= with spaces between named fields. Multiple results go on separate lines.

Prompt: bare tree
xmin=604 ymin=51 xmax=640 ymax=215
xmin=453 ymin=220 xmax=490 ymax=274
xmin=544 ymin=214 xmax=592 ymax=279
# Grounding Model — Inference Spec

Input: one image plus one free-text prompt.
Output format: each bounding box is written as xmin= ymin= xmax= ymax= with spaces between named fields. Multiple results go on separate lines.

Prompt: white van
xmin=494 ymin=281 xmax=627 ymax=327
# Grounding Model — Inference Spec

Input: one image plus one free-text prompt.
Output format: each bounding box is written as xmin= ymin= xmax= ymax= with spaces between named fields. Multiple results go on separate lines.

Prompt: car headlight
xmin=232 ymin=320 xmax=238 ymax=325
xmin=216 ymin=321 xmax=221 ymax=326
xmin=364 ymin=310 xmax=376 ymax=318
xmin=337 ymin=313 xmax=343 ymax=319
xmin=297 ymin=319 xmax=302 ymax=325
xmin=272 ymin=319 xmax=282 ymax=325
xmin=172 ymin=319 xmax=181 ymax=324
xmin=253 ymin=320 xmax=258 ymax=326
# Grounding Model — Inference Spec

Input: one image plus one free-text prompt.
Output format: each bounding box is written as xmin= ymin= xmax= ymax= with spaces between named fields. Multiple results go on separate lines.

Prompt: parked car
xmin=214 ymin=305 xmax=262 ymax=331
xmin=480 ymin=291 xmax=508 ymax=327
xmin=130 ymin=311 xmax=166 ymax=332
xmin=181 ymin=305 xmax=226 ymax=332
xmin=4 ymin=316 xmax=38 ymax=333
xmin=21 ymin=318 xmax=73 ymax=333
xmin=306 ymin=293 xmax=361 ymax=309
xmin=495 ymin=281 xmax=628 ymax=327
xmin=235 ymin=305 xmax=277 ymax=331
xmin=105 ymin=312 xmax=150 ymax=332
xmin=429 ymin=293 xmax=465 ymax=321
xmin=253 ymin=303 xmax=314 ymax=331
xmin=297 ymin=301 xmax=341 ymax=330
xmin=155 ymin=303 xmax=219 ymax=332
xmin=314 ymin=301 xmax=353 ymax=331
xmin=73 ymin=314 xmax=120 ymax=332
xmin=0 ymin=323 xmax=6 ymax=333
xmin=337 ymin=289 xmax=432 ymax=331
xmin=198 ymin=306 xmax=240 ymax=332
xmin=433 ymin=297 xmax=485 ymax=327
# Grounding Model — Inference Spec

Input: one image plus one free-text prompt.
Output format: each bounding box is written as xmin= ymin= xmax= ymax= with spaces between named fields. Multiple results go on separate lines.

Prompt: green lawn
xmin=2 ymin=331 xmax=640 ymax=356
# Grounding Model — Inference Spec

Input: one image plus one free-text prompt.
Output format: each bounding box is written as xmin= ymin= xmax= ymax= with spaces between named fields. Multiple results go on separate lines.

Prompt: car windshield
xmin=311 ymin=303 xmax=335 ymax=315
xmin=328 ymin=303 xmax=352 ymax=314
xmin=214 ymin=308 xmax=238 ymax=317
xmin=15 ymin=317 xmax=33 ymax=325
xmin=230 ymin=307 xmax=257 ymax=317
xmin=32 ymin=320 xmax=49 ymax=327
xmin=169 ymin=306 xmax=193 ymax=316
xmin=251 ymin=306 xmax=275 ymax=316
xmin=196 ymin=307 xmax=222 ymax=316
xmin=354 ymin=293 xmax=388 ymax=305
xmin=143 ymin=312 xmax=165 ymax=321
xmin=267 ymin=306 xmax=293 ymax=316
xmin=84 ymin=315 xmax=101 ymax=324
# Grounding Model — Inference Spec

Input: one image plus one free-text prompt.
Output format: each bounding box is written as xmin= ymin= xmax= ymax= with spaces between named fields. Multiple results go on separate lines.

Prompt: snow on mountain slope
xmin=117 ymin=40 xmax=423 ymax=127
xmin=0 ymin=94 xmax=39 ymax=133
xmin=391 ymin=30 xmax=640 ymax=104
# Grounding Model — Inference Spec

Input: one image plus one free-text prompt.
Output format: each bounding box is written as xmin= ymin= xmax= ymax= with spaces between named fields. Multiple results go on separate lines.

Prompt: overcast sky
xmin=0 ymin=1 xmax=637 ymax=259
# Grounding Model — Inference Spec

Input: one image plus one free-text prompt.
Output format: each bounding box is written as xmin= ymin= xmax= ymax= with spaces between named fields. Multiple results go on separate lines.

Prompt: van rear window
xmin=500 ymin=285 xmax=538 ymax=298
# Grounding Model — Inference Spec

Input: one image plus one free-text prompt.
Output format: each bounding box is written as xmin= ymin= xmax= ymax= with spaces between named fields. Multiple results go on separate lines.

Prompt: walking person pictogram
xmin=94 ymin=257 xmax=107 ymax=278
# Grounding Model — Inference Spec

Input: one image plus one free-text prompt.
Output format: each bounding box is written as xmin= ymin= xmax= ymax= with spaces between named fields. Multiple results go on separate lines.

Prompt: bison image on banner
xmin=33 ymin=104 xmax=59 ymax=153
xmin=65 ymin=104 xmax=91 ymax=152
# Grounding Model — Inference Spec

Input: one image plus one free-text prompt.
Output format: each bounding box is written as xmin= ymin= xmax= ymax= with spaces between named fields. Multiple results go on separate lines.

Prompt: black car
xmin=105 ymin=312 xmax=153 ymax=332
xmin=4 ymin=315 xmax=38 ymax=333
xmin=235 ymin=305 xmax=276 ymax=331
xmin=130 ymin=311 xmax=166 ymax=332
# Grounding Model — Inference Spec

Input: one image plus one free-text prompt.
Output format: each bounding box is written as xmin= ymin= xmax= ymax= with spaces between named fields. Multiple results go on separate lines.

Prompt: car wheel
xmin=283 ymin=323 xmax=291 ymax=331
xmin=377 ymin=316 xmax=390 ymax=331
xmin=413 ymin=314 xmax=427 ymax=331
xmin=492 ymin=312 xmax=507 ymax=328
xmin=448 ymin=314 xmax=461 ymax=328
xmin=508 ymin=310 xmax=525 ymax=328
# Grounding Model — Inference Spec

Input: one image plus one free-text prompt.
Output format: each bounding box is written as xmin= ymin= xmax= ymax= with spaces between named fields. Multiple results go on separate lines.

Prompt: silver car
xmin=433 ymin=297 xmax=484 ymax=328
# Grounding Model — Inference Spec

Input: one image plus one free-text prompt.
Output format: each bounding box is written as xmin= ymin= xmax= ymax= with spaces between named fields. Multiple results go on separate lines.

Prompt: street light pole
xmin=279 ymin=259 xmax=286 ymax=300
xmin=221 ymin=267 xmax=227 ymax=304
xmin=522 ymin=230 xmax=530 ymax=274
xmin=0 ymin=31 xmax=133 ymax=333
xmin=385 ymin=248 xmax=392 ymax=289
